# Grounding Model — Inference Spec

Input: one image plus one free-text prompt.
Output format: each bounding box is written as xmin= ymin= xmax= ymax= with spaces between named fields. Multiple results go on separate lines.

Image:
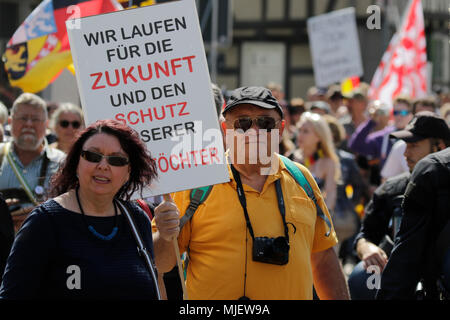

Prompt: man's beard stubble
xmin=14 ymin=131 xmax=44 ymax=151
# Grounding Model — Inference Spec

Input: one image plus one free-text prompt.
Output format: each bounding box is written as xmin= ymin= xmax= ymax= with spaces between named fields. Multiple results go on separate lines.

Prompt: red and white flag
xmin=369 ymin=0 xmax=427 ymax=107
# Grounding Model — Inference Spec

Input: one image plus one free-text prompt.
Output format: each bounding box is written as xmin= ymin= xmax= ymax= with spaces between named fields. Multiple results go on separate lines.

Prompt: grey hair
xmin=50 ymin=102 xmax=84 ymax=131
xmin=211 ymin=83 xmax=225 ymax=118
xmin=11 ymin=93 xmax=47 ymax=119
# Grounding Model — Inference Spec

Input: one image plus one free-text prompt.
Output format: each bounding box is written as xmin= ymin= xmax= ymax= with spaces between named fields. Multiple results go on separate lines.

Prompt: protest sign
xmin=240 ymin=42 xmax=285 ymax=88
xmin=307 ymin=7 xmax=363 ymax=88
xmin=66 ymin=0 xmax=229 ymax=196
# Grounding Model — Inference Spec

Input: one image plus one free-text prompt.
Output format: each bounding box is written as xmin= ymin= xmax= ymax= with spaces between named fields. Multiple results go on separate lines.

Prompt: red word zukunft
xmin=90 ymin=55 xmax=196 ymax=90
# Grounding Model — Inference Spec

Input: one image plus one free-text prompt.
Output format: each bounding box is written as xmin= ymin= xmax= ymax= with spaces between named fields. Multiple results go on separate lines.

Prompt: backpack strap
xmin=179 ymin=185 xmax=214 ymax=230
xmin=279 ymin=154 xmax=332 ymax=237
xmin=135 ymin=199 xmax=154 ymax=220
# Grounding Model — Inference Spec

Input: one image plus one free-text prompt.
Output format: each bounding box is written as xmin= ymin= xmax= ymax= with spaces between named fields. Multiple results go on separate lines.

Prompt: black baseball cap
xmin=390 ymin=111 xmax=450 ymax=142
xmin=223 ymin=86 xmax=284 ymax=118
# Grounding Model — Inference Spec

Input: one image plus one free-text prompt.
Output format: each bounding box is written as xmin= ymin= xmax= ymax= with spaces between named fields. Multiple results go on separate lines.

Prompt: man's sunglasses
xmin=232 ymin=116 xmax=280 ymax=132
xmin=81 ymin=150 xmax=129 ymax=167
xmin=60 ymin=120 xmax=81 ymax=129
xmin=393 ymin=110 xmax=410 ymax=116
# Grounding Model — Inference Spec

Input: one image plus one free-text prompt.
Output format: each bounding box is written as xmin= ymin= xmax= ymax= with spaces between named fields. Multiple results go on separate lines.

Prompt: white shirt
xmin=381 ymin=140 xmax=409 ymax=180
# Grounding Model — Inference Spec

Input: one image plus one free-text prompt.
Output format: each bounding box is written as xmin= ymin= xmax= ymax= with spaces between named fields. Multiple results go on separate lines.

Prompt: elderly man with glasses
xmin=0 ymin=93 xmax=65 ymax=232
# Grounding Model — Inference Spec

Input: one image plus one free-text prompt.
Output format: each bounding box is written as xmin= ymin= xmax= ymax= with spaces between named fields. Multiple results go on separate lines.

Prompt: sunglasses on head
xmin=393 ymin=110 xmax=410 ymax=116
xmin=81 ymin=150 xmax=129 ymax=167
xmin=60 ymin=120 xmax=81 ymax=129
xmin=232 ymin=116 xmax=280 ymax=132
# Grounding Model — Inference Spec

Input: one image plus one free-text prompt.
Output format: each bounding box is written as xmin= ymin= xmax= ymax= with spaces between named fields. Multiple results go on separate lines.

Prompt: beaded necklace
xmin=76 ymin=186 xmax=118 ymax=241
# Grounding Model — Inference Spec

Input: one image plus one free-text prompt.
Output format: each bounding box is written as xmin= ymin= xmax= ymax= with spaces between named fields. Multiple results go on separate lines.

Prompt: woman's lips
xmin=93 ymin=176 xmax=110 ymax=184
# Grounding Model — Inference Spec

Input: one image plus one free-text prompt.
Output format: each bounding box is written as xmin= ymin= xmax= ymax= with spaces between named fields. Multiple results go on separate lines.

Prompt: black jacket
xmin=0 ymin=193 xmax=14 ymax=284
xmin=377 ymin=148 xmax=450 ymax=299
xmin=354 ymin=171 xmax=411 ymax=255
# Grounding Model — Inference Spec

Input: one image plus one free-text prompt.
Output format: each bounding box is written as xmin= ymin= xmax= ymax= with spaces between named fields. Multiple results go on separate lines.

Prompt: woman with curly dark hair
xmin=0 ymin=119 xmax=180 ymax=300
xmin=50 ymin=119 xmax=157 ymax=199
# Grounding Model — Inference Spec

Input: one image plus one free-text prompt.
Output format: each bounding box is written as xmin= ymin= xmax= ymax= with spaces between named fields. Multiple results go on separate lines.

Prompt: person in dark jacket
xmin=348 ymin=111 xmax=450 ymax=300
xmin=376 ymin=147 xmax=450 ymax=299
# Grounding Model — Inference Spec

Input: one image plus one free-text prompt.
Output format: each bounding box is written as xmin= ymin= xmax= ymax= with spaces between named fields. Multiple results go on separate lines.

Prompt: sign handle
xmin=173 ymin=238 xmax=188 ymax=300
xmin=163 ymin=193 xmax=188 ymax=300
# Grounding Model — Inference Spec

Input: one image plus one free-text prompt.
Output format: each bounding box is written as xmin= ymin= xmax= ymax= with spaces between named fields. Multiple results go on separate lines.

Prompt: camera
xmin=252 ymin=236 xmax=289 ymax=265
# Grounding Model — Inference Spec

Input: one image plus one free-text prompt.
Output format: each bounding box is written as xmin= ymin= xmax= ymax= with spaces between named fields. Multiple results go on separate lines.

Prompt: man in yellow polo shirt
xmin=156 ymin=86 xmax=349 ymax=300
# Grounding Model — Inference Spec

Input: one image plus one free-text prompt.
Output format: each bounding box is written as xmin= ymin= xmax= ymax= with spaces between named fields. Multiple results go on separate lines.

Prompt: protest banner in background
xmin=66 ymin=0 xmax=229 ymax=196
xmin=240 ymin=42 xmax=285 ymax=88
xmin=368 ymin=0 xmax=427 ymax=107
xmin=307 ymin=7 xmax=363 ymax=88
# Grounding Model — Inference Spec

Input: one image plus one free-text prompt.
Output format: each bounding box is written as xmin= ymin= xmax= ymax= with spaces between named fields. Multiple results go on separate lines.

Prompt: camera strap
xmin=3 ymin=142 xmax=49 ymax=206
xmin=230 ymin=165 xmax=289 ymax=242
xmin=117 ymin=200 xmax=162 ymax=300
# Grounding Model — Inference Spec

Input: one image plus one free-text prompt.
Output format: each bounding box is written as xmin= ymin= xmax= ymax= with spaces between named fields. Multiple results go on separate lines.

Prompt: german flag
xmin=2 ymin=0 xmax=121 ymax=93
xmin=341 ymin=76 xmax=360 ymax=98
xmin=118 ymin=0 xmax=155 ymax=8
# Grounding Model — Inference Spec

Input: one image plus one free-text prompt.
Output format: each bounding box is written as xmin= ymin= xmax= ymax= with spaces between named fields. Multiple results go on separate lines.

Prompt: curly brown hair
xmin=50 ymin=119 xmax=158 ymax=200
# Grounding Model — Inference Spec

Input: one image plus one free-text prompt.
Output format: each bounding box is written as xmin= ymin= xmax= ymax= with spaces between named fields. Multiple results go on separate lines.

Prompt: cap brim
xmin=390 ymin=131 xmax=425 ymax=142
xmin=223 ymin=100 xmax=282 ymax=115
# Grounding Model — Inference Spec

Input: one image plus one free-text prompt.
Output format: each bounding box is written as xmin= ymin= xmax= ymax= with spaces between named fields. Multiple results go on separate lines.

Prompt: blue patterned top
xmin=0 ymin=199 xmax=158 ymax=300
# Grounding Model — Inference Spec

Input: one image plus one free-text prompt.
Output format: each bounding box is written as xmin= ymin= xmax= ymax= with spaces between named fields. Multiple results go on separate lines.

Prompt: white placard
xmin=307 ymin=7 xmax=363 ymax=88
xmin=67 ymin=0 xmax=229 ymax=196
xmin=240 ymin=42 xmax=285 ymax=88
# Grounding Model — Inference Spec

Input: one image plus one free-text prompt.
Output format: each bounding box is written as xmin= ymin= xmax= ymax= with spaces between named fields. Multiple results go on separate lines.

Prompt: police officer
xmin=348 ymin=111 xmax=450 ymax=300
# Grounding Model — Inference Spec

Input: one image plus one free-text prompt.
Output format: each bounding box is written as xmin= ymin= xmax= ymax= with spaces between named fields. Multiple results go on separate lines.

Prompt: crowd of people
xmin=0 ymin=80 xmax=449 ymax=300
xmin=266 ymin=82 xmax=450 ymax=300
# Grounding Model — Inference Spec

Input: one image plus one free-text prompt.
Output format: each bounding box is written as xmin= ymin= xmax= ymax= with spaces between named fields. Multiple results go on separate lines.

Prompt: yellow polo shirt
xmin=173 ymin=155 xmax=338 ymax=300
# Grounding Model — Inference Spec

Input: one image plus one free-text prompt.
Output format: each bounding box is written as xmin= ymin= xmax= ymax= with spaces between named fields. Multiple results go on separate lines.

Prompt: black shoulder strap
xmin=179 ymin=185 xmax=214 ymax=230
xmin=38 ymin=150 xmax=50 ymax=187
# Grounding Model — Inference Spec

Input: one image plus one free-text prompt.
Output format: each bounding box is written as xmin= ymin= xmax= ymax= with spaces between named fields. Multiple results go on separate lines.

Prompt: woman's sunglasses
xmin=60 ymin=120 xmax=81 ymax=129
xmin=81 ymin=150 xmax=129 ymax=167
xmin=232 ymin=116 xmax=279 ymax=132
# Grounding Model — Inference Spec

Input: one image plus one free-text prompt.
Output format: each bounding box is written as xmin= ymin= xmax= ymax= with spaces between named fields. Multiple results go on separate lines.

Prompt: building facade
xmin=0 ymin=0 xmax=448 ymax=104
